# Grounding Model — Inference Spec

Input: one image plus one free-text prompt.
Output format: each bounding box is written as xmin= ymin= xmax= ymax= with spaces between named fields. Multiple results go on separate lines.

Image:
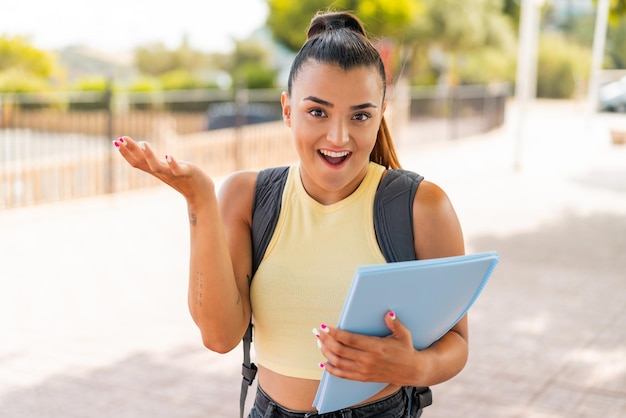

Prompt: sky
xmin=1 ymin=0 xmax=269 ymax=53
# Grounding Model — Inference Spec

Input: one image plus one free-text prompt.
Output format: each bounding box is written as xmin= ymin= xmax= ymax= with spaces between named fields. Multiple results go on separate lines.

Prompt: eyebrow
xmin=302 ymin=96 xmax=378 ymax=111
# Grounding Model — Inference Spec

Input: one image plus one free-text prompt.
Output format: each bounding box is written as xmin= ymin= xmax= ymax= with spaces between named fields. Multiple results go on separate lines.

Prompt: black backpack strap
xmin=240 ymin=166 xmax=289 ymax=418
xmin=376 ymin=170 xmax=431 ymax=415
xmin=251 ymin=166 xmax=290 ymax=274
xmin=240 ymin=324 xmax=257 ymax=418
xmin=374 ymin=169 xmax=423 ymax=263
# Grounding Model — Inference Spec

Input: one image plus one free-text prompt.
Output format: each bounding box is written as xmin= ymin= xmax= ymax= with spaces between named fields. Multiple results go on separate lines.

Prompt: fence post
xmin=105 ymin=78 xmax=114 ymax=193
xmin=448 ymin=86 xmax=458 ymax=140
xmin=234 ymin=85 xmax=248 ymax=171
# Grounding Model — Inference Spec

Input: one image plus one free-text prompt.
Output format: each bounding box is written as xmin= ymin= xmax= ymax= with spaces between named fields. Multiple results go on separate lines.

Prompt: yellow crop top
xmin=250 ymin=162 xmax=387 ymax=380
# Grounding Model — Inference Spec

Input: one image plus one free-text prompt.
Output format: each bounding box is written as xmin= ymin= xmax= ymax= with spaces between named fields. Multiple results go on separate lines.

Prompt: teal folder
xmin=313 ymin=251 xmax=500 ymax=413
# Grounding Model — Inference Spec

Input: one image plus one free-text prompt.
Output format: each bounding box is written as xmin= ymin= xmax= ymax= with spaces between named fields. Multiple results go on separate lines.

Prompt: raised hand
xmin=113 ymin=136 xmax=215 ymax=201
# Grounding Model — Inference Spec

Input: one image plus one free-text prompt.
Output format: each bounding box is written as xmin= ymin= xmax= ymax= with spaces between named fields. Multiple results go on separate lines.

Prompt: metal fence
xmin=0 ymin=84 xmax=509 ymax=210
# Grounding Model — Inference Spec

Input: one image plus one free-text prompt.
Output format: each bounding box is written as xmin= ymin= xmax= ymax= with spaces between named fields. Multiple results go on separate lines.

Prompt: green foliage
xmin=128 ymin=76 xmax=162 ymax=92
xmin=456 ymin=47 xmax=517 ymax=85
xmin=0 ymin=68 xmax=49 ymax=93
xmin=0 ymin=36 xmax=56 ymax=100
xmin=416 ymin=0 xmax=515 ymax=51
xmin=407 ymin=0 xmax=517 ymax=86
xmin=266 ymin=0 xmax=423 ymax=51
xmin=236 ymin=63 xmax=276 ymax=89
xmin=230 ymin=40 xmax=277 ymax=89
xmin=536 ymin=33 xmax=591 ymax=98
xmin=606 ymin=16 xmax=626 ymax=68
xmin=72 ymin=76 xmax=110 ymax=91
xmin=159 ymin=69 xmax=205 ymax=90
xmin=68 ymin=76 xmax=112 ymax=110
xmin=134 ymin=37 xmax=212 ymax=77
xmin=0 ymin=35 xmax=55 ymax=78
xmin=265 ymin=0 xmax=518 ymax=87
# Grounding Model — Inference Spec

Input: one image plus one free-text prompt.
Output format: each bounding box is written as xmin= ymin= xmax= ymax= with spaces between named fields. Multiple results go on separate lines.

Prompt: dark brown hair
xmin=287 ymin=11 xmax=401 ymax=169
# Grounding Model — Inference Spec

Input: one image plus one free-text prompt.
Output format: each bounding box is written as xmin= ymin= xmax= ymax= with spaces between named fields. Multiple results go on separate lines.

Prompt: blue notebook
xmin=313 ymin=251 xmax=500 ymax=413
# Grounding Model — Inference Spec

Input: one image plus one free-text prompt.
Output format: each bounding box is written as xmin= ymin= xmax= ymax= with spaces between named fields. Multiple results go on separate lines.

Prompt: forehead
xmin=291 ymin=60 xmax=384 ymax=103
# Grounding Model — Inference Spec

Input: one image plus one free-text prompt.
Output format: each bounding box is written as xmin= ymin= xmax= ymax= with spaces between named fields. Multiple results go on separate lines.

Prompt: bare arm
xmin=408 ymin=179 xmax=468 ymax=386
xmin=114 ymin=137 xmax=254 ymax=353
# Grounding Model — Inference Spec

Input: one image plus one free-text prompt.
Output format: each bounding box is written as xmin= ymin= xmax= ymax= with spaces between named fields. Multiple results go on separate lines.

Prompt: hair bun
xmin=325 ymin=19 xmax=346 ymax=30
xmin=307 ymin=12 xmax=367 ymax=40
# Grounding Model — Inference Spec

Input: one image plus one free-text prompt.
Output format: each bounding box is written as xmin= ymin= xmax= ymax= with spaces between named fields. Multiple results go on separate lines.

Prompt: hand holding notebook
xmin=313 ymin=251 xmax=500 ymax=413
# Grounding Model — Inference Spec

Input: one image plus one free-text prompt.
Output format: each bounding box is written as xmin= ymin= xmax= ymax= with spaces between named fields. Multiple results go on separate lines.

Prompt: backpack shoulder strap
xmin=251 ymin=166 xmax=290 ymax=275
xmin=240 ymin=166 xmax=289 ymax=418
xmin=374 ymin=169 xmax=424 ymax=262
xmin=375 ymin=169 xmax=432 ymax=414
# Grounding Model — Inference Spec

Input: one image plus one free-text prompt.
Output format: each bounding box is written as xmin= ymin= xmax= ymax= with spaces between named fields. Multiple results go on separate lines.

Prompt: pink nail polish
xmin=389 ymin=311 xmax=396 ymax=320
xmin=113 ymin=141 xmax=120 ymax=148
xmin=319 ymin=362 xmax=325 ymax=368
xmin=118 ymin=137 xmax=125 ymax=143
xmin=320 ymin=324 xmax=329 ymax=333
xmin=312 ymin=328 xmax=320 ymax=338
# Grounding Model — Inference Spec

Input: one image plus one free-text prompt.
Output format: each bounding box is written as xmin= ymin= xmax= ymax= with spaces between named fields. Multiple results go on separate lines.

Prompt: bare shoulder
xmin=217 ymin=171 xmax=258 ymax=227
xmin=412 ymin=180 xmax=465 ymax=259
xmin=413 ymin=180 xmax=455 ymax=215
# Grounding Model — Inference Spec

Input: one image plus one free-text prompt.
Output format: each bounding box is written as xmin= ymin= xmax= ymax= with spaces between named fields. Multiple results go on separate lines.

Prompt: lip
xmin=318 ymin=149 xmax=352 ymax=168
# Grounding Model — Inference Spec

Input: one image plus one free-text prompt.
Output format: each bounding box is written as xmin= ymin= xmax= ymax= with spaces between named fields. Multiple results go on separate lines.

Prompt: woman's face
xmin=281 ymin=60 xmax=386 ymax=205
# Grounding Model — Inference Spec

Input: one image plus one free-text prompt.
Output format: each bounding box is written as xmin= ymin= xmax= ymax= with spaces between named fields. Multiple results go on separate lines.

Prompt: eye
xmin=352 ymin=112 xmax=371 ymax=122
xmin=308 ymin=108 xmax=326 ymax=118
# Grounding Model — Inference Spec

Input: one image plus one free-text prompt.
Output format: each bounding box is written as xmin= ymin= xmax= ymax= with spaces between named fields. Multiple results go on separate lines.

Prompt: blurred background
xmin=1 ymin=1 xmax=625 ymax=417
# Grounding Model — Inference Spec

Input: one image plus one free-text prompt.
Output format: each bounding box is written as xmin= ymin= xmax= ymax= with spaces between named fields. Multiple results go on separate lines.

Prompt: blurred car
xmin=206 ymin=102 xmax=283 ymax=130
xmin=599 ymin=76 xmax=626 ymax=113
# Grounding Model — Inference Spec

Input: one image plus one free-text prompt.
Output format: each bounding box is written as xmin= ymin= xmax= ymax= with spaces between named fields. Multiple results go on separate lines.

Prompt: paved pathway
xmin=1 ymin=100 xmax=625 ymax=417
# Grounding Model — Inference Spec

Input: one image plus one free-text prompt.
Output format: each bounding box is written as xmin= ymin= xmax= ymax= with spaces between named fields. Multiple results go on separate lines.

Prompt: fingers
xmin=315 ymin=312 xmax=415 ymax=382
xmin=113 ymin=136 xmax=185 ymax=176
xmin=113 ymin=136 xmax=155 ymax=173
xmin=384 ymin=310 xmax=411 ymax=340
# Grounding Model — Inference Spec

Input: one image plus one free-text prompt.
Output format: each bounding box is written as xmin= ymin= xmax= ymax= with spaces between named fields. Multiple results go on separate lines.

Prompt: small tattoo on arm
xmin=195 ymin=271 xmax=203 ymax=307
xmin=189 ymin=211 xmax=197 ymax=226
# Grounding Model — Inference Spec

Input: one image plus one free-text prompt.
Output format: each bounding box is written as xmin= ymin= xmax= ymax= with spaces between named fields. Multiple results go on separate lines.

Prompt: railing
xmin=408 ymin=83 xmax=510 ymax=141
xmin=0 ymin=84 xmax=509 ymax=210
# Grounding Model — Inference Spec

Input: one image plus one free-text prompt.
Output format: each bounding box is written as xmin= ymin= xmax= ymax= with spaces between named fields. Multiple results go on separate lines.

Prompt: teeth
xmin=320 ymin=150 xmax=350 ymax=158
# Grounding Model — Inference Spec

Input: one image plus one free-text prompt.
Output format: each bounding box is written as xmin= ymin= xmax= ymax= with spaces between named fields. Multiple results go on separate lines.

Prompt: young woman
xmin=114 ymin=11 xmax=467 ymax=418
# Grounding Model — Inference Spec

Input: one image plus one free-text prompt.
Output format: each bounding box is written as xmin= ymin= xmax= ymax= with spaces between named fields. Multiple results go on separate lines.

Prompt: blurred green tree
xmin=231 ymin=39 xmax=277 ymax=89
xmin=0 ymin=35 xmax=57 ymax=93
xmin=134 ymin=36 xmax=210 ymax=77
xmin=606 ymin=16 xmax=626 ymax=68
xmin=408 ymin=0 xmax=517 ymax=85
xmin=266 ymin=0 xmax=424 ymax=51
xmin=266 ymin=0 xmax=516 ymax=86
xmin=536 ymin=33 xmax=591 ymax=98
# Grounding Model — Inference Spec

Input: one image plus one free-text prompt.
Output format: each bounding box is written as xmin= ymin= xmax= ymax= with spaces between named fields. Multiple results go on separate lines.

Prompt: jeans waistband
xmin=251 ymin=386 xmax=406 ymax=418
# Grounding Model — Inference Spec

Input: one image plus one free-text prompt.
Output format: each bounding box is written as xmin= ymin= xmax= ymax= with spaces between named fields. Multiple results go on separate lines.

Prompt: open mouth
xmin=319 ymin=149 xmax=351 ymax=165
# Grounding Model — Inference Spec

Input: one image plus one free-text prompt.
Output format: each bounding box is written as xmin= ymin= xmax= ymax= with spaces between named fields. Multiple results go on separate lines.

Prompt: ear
xmin=382 ymin=100 xmax=388 ymax=116
xmin=281 ymin=91 xmax=292 ymax=127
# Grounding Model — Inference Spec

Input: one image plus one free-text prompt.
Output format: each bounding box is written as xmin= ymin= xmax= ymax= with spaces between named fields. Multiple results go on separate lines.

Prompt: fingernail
xmin=319 ymin=362 xmax=325 ymax=369
xmin=139 ymin=141 xmax=146 ymax=151
xmin=118 ymin=137 xmax=125 ymax=144
xmin=320 ymin=324 xmax=329 ymax=333
xmin=312 ymin=328 xmax=320 ymax=338
xmin=113 ymin=141 xmax=120 ymax=148
xmin=389 ymin=311 xmax=396 ymax=320
xmin=316 ymin=339 xmax=322 ymax=349
xmin=165 ymin=155 xmax=172 ymax=163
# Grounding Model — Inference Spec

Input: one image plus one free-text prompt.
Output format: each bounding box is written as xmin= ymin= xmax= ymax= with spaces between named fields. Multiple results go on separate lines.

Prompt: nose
xmin=326 ymin=119 xmax=349 ymax=146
